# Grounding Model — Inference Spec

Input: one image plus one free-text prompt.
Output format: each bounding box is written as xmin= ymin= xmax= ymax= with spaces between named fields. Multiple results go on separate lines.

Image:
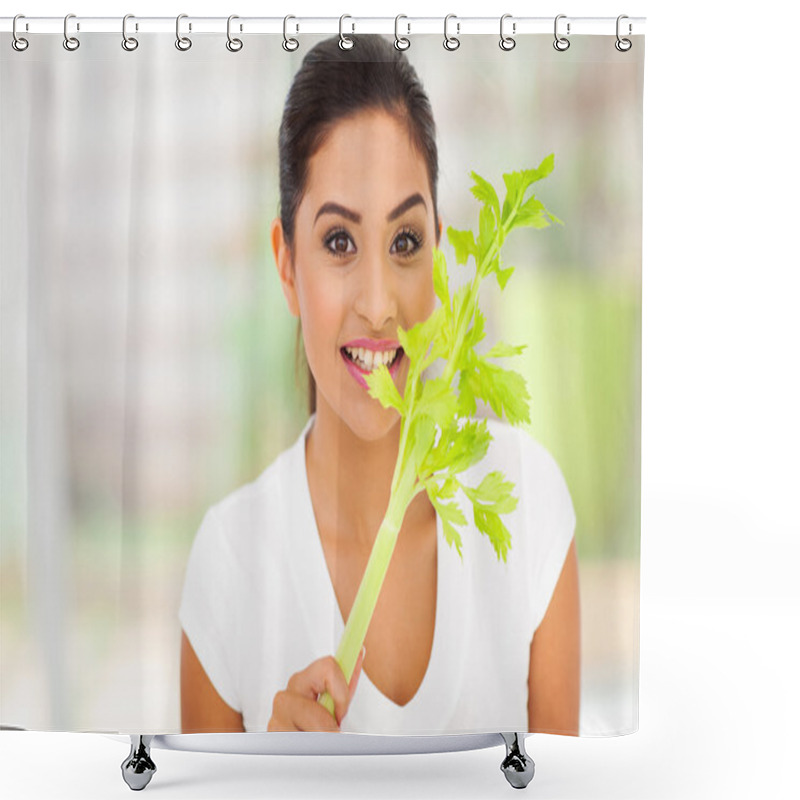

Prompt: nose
xmin=353 ymin=255 xmax=398 ymax=332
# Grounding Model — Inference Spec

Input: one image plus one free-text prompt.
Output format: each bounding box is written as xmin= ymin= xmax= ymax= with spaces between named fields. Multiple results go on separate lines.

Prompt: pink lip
xmin=341 ymin=343 xmax=405 ymax=391
xmin=343 ymin=338 xmax=401 ymax=352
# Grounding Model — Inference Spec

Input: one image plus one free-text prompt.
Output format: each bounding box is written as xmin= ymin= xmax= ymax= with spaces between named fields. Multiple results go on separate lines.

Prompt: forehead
xmin=304 ymin=110 xmax=430 ymax=204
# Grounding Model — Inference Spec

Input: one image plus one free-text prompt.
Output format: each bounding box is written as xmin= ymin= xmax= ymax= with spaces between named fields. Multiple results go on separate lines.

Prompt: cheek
xmin=296 ymin=270 xmax=345 ymax=357
xmin=411 ymin=265 xmax=437 ymax=320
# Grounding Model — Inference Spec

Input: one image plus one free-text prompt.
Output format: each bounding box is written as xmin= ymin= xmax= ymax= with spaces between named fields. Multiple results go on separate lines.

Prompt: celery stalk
xmin=318 ymin=159 xmax=561 ymax=715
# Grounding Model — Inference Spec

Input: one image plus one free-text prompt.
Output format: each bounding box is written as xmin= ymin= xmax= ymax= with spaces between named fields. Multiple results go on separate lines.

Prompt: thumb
xmin=348 ymin=646 xmax=366 ymax=701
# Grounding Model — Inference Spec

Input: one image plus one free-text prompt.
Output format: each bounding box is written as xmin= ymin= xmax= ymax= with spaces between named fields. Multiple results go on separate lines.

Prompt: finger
xmin=289 ymin=657 xmax=350 ymax=725
xmin=268 ymin=692 xmax=298 ymax=732
xmin=267 ymin=712 xmax=298 ymax=732
xmin=292 ymin=694 xmax=340 ymax=732
xmin=272 ymin=690 xmax=339 ymax=732
xmin=320 ymin=657 xmax=352 ymax=727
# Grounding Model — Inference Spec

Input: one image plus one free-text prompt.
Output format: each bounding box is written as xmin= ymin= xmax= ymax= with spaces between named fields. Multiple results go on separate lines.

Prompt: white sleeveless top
xmin=179 ymin=414 xmax=575 ymax=734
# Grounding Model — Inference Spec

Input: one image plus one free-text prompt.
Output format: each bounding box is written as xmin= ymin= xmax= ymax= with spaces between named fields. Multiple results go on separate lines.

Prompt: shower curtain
xmin=1 ymin=25 xmax=644 ymax=738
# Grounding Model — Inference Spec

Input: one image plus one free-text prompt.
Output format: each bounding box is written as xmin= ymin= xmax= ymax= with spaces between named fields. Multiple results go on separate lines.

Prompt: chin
xmin=344 ymin=404 xmax=402 ymax=443
xmin=316 ymin=356 xmax=408 ymax=442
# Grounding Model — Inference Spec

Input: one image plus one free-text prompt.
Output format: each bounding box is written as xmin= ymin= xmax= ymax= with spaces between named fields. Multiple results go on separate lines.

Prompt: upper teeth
xmin=345 ymin=347 xmax=397 ymax=371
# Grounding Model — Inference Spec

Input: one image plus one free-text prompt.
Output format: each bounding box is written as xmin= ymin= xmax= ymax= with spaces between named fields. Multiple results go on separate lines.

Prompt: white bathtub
xmin=114 ymin=731 xmax=534 ymax=790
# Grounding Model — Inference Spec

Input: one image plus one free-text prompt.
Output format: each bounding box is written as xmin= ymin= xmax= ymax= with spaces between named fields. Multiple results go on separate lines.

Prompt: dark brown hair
xmin=277 ymin=34 xmax=441 ymax=415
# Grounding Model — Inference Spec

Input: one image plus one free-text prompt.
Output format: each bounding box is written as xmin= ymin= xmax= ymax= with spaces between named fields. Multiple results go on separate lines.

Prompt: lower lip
xmin=341 ymin=350 xmax=404 ymax=391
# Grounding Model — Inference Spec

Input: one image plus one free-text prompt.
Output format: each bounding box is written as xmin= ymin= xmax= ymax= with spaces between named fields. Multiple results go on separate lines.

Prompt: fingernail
xmin=361 ymin=645 xmax=366 ymax=659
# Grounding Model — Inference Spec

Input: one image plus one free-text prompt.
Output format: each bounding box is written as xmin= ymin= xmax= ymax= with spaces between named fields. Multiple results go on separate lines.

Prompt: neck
xmin=305 ymin=395 xmax=403 ymax=550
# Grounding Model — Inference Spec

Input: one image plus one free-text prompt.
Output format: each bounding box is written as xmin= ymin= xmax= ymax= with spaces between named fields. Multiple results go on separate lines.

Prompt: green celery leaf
xmin=485 ymin=341 xmax=526 ymax=359
xmin=433 ymin=248 xmax=450 ymax=308
xmin=365 ymin=364 xmax=406 ymax=414
xmin=451 ymin=285 xmax=472 ymax=330
xmin=420 ymin=418 xmax=491 ymax=479
xmin=407 ymin=416 xmax=437 ymax=476
xmin=447 ymin=226 xmax=478 ymax=266
xmin=456 ymin=369 xmax=477 ymax=417
xmin=439 ymin=511 xmax=465 ymax=558
xmin=501 ymin=171 xmax=526 ymax=223
xmin=462 ymin=354 xmax=531 ymax=425
xmin=418 ymin=375 xmax=459 ymax=428
xmin=470 ymin=171 xmax=501 ymax=223
xmin=473 ymin=506 xmax=512 ymax=562
xmin=519 ymin=196 xmax=544 ymax=217
xmin=420 ymin=425 xmax=456 ymax=477
xmin=464 ymin=307 xmax=486 ymax=351
xmin=513 ymin=196 xmax=549 ymax=230
xmin=462 ymin=470 xmax=520 ymax=515
xmin=521 ymin=153 xmax=555 ymax=187
xmin=436 ymin=475 xmax=460 ymax=499
xmin=477 ymin=204 xmax=496 ymax=262
xmin=426 ymin=489 xmax=467 ymax=560
xmin=398 ymin=308 xmax=444 ymax=371
xmin=496 ymin=265 xmax=515 ymax=290
xmin=444 ymin=418 xmax=492 ymax=475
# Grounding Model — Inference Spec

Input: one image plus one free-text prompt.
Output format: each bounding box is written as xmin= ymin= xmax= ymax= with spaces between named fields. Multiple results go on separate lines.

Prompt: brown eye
xmin=392 ymin=228 xmax=423 ymax=258
xmin=324 ymin=228 xmax=355 ymax=258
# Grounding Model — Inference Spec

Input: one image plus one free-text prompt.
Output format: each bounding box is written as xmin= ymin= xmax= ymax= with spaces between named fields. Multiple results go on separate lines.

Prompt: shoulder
xmin=479 ymin=419 xmax=576 ymax=630
xmin=477 ymin=417 xmax=570 ymax=497
xmin=193 ymin=422 xmax=309 ymax=560
xmin=478 ymin=416 xmax=576 ymax=552
xmin=212 ymin=445 xmax=292 ymax=522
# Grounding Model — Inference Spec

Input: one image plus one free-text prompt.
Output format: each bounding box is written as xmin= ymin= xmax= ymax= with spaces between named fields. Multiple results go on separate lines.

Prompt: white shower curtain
xmin=1 ymin=27 xmax=643 ymax=737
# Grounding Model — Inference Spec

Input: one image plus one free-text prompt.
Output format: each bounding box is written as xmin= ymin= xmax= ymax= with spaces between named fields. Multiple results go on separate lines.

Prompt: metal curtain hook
xmin=339 ymin=14 xmax=354 ymax=50
xmin=226 ymin=15 xmax=243 ymax=52
xmin=553 ymin=14 xmax=570 ymax=51
xmin=176 ymin=14 xmax=192 ymax=51
xmin=63 ymin=13 xmax=80 ymax=51
xmin=615 ymin=14 xmax=632 ymax=52
xmin=282 ymin=15 xmax=299 ymax=51
xmin=12 ymin=14 xmax=29 ymax=51
xmin=499 ymin=14 xmax=516 ymax=51
xmin=443 ymin=14 xmax=460 ymax=51
xmin=122 ymin=14 xmax=139 ymax=51
xmin=394 ymin=14 xmax=410 ymax=50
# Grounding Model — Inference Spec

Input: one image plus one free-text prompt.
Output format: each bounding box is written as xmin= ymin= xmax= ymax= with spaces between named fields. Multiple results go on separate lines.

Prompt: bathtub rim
xmin=102 ymin=731 xmax=519 ymax=756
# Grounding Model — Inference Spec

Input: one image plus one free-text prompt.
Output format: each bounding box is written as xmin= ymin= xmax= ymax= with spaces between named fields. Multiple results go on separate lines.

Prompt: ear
xmin=271 ymin=217 xmax=300 ymax=318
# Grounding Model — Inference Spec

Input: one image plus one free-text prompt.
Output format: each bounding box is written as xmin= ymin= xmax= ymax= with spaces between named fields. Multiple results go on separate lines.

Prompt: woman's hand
xmin=268 ymin=648 xmax=365 ymax=732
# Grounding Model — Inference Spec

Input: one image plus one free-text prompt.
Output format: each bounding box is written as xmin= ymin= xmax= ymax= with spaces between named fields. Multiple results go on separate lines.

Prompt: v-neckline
xmin=297 ymin=415 xmax=444 ymax=711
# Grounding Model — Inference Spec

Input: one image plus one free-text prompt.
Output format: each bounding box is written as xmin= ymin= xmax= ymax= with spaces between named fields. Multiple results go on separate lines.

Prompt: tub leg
xmin=121 ymin=735 xmax=156 ymax=791
xmin=499 ymin=732 xmax=535 ymax=789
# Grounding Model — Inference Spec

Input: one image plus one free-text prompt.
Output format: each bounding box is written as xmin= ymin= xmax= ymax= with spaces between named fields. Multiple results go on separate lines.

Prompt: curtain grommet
xmin=339 ymin=14 xmax=354 ymax=50
xmin=12 ymin=14 xmax=29 ymax=51
xmin=63 ymin=13 xmax=80 ymax=51
xmin=443 ymin=14 xmax=460 ymax=51
xmin=394 ymin=15 xmax=410 ymax=51
xmin=226 ymin=15 xmax=243 ymax=52
xmin=499 ymin=14 xmax=516 ymax=51
xmin=121 ymin=14 xmax=139 ymax=52
xmin=282 ymin=15 xmax=299 ymax=51
xmin=615 ymin=15 xmax=632 ymax=52
xmin=553 ymin=14 xmax=570 ymax=51
xmin=175 ymin=14 xmax=192 ymax=51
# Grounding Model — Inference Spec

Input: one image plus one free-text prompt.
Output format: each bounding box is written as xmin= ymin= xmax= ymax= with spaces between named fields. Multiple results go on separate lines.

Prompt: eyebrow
xmin=314 ymin=193 xmax=427 ymax=225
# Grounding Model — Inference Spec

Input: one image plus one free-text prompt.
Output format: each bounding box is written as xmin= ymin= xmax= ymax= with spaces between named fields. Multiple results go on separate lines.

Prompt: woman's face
xmin=273 ymin=109 xmax=441 ymax=441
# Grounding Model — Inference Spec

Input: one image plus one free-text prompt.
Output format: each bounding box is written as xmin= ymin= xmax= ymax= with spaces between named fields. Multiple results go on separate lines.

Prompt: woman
xmin=179 ymin=34 xmax=580 ymax=736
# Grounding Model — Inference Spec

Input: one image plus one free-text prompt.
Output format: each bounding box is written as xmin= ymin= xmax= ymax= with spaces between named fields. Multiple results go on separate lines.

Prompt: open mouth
xmin=341 ymin=345 xmax=404 ymax=374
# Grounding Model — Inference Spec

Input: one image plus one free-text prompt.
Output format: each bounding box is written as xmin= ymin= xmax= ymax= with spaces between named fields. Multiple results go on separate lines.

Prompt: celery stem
xmin=318 ymin=459 xmax=415 ymax=717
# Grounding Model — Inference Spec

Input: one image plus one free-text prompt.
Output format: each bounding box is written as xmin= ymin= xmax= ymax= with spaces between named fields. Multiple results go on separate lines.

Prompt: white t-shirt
xmin=179 ymin=414 xmax=576 ymax=735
